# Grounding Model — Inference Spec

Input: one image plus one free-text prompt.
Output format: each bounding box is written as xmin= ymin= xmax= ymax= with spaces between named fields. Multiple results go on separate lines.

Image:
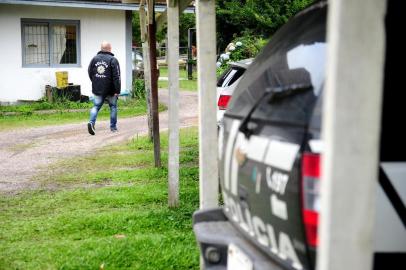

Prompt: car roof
xmin=229 ymin=58 xmax=254 ymax=69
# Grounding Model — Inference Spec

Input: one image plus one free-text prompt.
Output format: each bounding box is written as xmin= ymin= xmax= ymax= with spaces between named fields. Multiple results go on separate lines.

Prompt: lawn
xmin=158 ymin=67 xmax=197 ymax=91
xmin=0 ymin=128 xmax=200 ymax=270
xmin=159 ymin=66 xmax=192 ymax=78
xmin=0 ymin=98 xmax=166 ymax=131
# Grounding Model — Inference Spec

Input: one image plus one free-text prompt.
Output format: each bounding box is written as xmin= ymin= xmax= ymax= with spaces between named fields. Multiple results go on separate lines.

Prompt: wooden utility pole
xmin=187 ymin=28 xmax=194 ymax=80
xmin=196 ymin=0 xmax=218 ymax=209
xmin=147 ymin=0 xmax=161 ymax=167
xmin=167 ymin=0 xmax=180 ymax=207
xmin=318 ymin=1 xmax=387 ymax=270
xmin=139 ymin=1 xmax=153 ymax=140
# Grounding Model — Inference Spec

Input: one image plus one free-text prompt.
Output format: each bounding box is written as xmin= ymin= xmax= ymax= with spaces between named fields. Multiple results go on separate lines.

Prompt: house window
xmin=22 ymin=19 xmax=80 ymax=67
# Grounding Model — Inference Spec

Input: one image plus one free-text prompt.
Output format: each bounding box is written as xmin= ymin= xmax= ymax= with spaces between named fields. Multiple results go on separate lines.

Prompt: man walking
xmin=87 ymin=41 xmax=121 ymax=135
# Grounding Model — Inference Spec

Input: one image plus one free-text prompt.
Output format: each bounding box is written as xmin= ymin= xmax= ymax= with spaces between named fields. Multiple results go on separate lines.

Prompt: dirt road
xmin=0 ymin=90 xmax=198 ymax=193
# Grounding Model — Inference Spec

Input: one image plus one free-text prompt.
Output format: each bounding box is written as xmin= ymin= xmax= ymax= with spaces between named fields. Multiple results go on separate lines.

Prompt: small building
xmin=0 ymin=0 xmax=138 ymax=103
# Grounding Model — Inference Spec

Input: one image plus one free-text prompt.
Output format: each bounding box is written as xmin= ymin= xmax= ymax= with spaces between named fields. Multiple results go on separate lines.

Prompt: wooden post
xmin=147 ymin=0 xmax=161 ymax=167
xmin=187 ymin=28 xmax=194 ymax=80
xmin=317 ymin=1 xmax=387 ymax=270
xmin=139 ymin=3 xmax=153 ymax=140
xmin=45 ymin=85 xmax=53 ymax=103
xmin=125 ymin=11 xmax=132 ymax=94
xmin=196 ymin=0 xmax=218 ymax=209
xmin=167 ymin=0 xmax=180 ymax=207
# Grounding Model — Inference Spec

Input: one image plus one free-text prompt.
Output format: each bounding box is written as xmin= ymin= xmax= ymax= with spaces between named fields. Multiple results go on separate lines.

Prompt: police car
xmin=193 ymin=1 xmax=405 ymax=270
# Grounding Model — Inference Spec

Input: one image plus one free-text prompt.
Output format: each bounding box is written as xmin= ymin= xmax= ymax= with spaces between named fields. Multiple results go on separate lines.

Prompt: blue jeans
xmin=89 ymin=95 xmax=118 ymax=129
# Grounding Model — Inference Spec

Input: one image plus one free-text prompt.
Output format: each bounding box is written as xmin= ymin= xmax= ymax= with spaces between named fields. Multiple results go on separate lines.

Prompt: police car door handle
xmin=238 ymin=185 xmax=250 ymax=209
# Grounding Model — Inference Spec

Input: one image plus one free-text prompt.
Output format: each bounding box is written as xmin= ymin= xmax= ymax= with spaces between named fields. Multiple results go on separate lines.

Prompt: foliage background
xmin=216 ymin=0 xmax=315 ymax=51
xmin=131 ymin=1 xmax=315 ymax=74
xmin=132 ymin=0 xmax=314 ymax=50
xmin=132 ymin=12 xmax=195 ymax=47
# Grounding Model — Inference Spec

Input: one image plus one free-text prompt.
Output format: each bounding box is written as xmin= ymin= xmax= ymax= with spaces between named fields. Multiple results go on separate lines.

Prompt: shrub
xmin=132 ymin=79 xmax=146 ymax=100
xmin=51 ymin=87 xmax=73 ymax=103
xmin=216 ymin=34 xmax=267 ymax=75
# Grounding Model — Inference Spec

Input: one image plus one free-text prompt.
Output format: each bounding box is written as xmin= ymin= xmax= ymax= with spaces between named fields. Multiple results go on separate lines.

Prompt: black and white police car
xmin=193 ymin=1 xmax=405 ymax=270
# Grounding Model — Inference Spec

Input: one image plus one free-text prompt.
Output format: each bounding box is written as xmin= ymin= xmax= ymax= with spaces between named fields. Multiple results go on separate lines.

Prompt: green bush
xmin=132 ymin=79 xmax=146 ymax=100
xmin=216 ymin=34 xmax=267 ymax=76
xmin=229 ymin=35 xmax=267 ymax=61
xmin=52 ymin=87 xmax=73 ymax=103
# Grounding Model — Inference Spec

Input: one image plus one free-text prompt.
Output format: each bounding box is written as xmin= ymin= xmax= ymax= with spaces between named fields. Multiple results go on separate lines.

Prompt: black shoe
xmin=88 ymin=122 xmax=95 ymax=135
xmin=110 ymin=127 xmax=118 ymax=133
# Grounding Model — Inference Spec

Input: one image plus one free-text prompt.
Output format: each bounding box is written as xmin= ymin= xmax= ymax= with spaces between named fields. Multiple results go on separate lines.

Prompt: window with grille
xmin=22 ymin=19 xmax=80 ymax=67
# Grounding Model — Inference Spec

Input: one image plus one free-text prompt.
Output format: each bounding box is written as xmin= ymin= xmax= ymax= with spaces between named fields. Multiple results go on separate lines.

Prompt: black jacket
xmin=88 ymin=51 xmax=121 ymax=96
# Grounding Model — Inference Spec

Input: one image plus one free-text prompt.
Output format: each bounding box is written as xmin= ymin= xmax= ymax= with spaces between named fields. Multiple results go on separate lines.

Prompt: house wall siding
xmin=0 ymin=4 xmax=128 ymax=102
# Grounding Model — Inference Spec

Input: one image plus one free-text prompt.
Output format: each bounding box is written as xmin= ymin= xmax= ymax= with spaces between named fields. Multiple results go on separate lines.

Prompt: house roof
xmin=86 ymin=0 xmax=167 ymax=3
xmin=1 ymin=0 xmax=194 ymax=12
xmin=83 ymin=0 xmax=166 ymax=3
xmin=0 ymin=0 xmax=138 ymax=11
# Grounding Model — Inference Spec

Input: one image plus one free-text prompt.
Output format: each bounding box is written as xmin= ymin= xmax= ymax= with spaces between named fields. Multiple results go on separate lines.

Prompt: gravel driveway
xmin=0 ymin=90 xmax=198 ymax=193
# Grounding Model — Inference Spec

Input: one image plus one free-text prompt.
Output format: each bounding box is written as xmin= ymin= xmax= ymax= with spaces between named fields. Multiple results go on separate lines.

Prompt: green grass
xmin=158 ymin=67 xmax=197 ymax=91
xmin=159 ymin=67 xmax=192 ymax=79
xmin=0 ymin=128 xmax=200 ymax=270
xmin=0 ymin=99 xmax=166 ymax=131
xmin=158 ymin=80 xmax=197 ymax=92
xmin=0 ymin=100 xmax=92 ymax=113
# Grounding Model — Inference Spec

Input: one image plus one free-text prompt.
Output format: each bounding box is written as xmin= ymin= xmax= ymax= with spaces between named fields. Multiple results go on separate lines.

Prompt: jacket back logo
xmin=95 ymin=61 xmax=108 ymax=78
xmin=97 ymin=65 xmax=106 ymax=75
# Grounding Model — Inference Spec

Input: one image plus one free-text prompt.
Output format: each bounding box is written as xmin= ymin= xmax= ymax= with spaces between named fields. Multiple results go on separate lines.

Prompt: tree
xmin=132 ymin=12 xmax=141 ymax=47
xmin=216 ymin=0 xmax=314 ymax=51
xmin=132 ymin=11 xmax=195 ymax=48
xmin=179 ymin=13 xmax=195 ymax=47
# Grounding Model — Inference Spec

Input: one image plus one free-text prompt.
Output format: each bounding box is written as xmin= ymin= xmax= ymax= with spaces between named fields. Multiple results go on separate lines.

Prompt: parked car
xmin=216 ymin=59 xmax=252 ymax=127
xmin=193 ymin=1 xmax=405 ymax=270
xmin=132 ymin=49 xmax=160 ymax=79
xmin=132 ymin=49 xmax=144 ymax=79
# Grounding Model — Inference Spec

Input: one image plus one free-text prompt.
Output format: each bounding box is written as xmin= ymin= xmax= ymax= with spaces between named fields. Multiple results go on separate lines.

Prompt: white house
xmin=0 ymin=0 xmax=137 ymax=103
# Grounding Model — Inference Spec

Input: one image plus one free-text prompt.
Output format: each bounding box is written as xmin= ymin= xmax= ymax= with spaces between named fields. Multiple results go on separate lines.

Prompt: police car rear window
xmin=251 ymin=87 xmax=317 ymax=126
xmin=226 ymin=5 xmax=326 ymax=125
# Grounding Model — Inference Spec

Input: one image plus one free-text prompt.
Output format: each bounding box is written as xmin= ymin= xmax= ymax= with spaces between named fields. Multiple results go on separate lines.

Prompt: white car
xmin=216 ymin=59 xmax=252 ymax=126
xmin=132 ymin=49 xmax=160 ymax=79
xmin=132 ymin=49 xmax=144 ymax=79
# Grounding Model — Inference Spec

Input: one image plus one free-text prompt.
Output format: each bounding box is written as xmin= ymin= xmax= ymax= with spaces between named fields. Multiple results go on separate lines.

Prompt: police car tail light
xmin=218 ymin=95 xmax=231 ymax=110
xmin=301 ymin=152 xmax=321 ymax=248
